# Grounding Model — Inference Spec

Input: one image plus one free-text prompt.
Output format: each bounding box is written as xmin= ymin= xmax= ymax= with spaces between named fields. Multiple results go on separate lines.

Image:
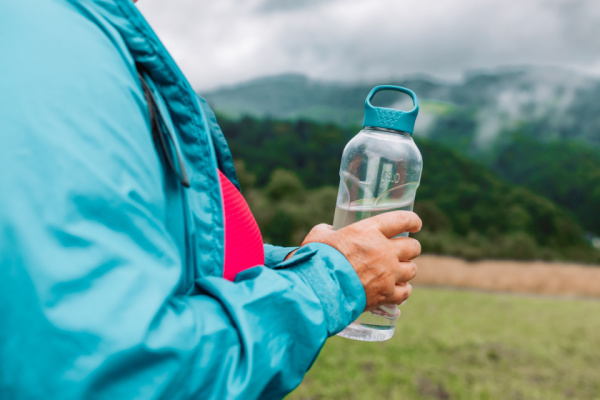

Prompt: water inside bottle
xmin=333 ymin=200 xmax=415 ymax=341
xmin=332 ymin=201 xmax=415 ymax=231
xmin=338 ymin=304 xmax=400 ymax=341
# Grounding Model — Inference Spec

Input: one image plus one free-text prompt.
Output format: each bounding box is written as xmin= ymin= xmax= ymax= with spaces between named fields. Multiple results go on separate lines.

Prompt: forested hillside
xmin=491 ymin=134 xmax=600 ymax=236
xmin=425 ymin=111 xmax=600 ymax=236
xmin=210 ymin=67 xmax=600 ymax=241
xmin=218 ymin=115 xmax=600 ymax=263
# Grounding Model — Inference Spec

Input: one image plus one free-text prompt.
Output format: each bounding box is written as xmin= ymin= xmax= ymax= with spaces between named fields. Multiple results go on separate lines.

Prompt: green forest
xmin=427 ymin=108 xmax=600 ymax=237
xmin=217 ymin=114 xmax=600 ymax=264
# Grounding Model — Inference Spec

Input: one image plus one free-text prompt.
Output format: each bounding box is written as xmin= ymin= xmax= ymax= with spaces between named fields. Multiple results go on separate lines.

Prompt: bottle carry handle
xmin=363 ymin=85 xmax=419 ymax=135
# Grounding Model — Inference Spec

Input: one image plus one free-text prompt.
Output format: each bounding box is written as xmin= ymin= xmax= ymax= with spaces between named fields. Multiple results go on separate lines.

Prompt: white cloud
xmin=138 ymin=0 xmax=600 ymax=90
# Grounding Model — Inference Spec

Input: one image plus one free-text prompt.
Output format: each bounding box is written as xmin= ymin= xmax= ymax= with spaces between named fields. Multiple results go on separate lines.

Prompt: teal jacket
xmin=0 ymin=1 xmax=366 ymax=399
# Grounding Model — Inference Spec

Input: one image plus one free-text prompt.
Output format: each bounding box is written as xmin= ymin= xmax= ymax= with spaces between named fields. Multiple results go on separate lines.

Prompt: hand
xmin=299 ymin=211 xmax=422 ymax=311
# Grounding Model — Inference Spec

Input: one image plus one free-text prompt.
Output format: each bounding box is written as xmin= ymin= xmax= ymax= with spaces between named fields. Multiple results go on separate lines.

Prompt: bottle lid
xmin=363 ymin=85 xmax=419 ymax=135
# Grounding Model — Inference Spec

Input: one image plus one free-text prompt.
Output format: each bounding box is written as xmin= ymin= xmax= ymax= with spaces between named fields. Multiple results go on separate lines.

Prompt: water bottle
xmin=334 ymin=85 xmax=423 ymax=342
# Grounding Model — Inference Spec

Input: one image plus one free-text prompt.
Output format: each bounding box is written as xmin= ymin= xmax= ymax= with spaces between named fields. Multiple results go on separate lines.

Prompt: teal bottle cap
xmin=363 ymin=85 xmax=419 ymax=134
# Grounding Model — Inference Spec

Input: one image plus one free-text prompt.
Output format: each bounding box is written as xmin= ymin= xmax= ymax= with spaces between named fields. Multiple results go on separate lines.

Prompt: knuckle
xmin=394 ymin=287 xmax=410 ymax=304
xmin=314 ymin=223 xmax=333 ymax=233
xmin=366 ymin=222 xmax=384 ymax=238
xmin=410 ymin=262 xmax=418 ymax=279
xmin=304 ymin=224 xmax=338 ymax=247
xmin=395 ymin=212 xmax=409 ymax=228
xmin=400 ymin=262 xmax=418 ymax=281
xmin=342 ymin=223 xmax=363 ymax=239
xmin=307 ymin=225 xmax=323 ymax=237
xmin=411 ymin=239 xmax=422 ymax=255
xmin=394 ymin=288 xmax=408 ymax=304
xmin=396 ymin=238 xmax=421 ymax=259
xmin=410 ymin=212 xmax=423 ymax=230
xmin=402 ymin=289 xmax=412 ymax=302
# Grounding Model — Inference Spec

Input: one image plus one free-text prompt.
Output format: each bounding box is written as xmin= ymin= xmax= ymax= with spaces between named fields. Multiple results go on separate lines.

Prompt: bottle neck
xmin=363 ymin=126 xmax=412 ymax=138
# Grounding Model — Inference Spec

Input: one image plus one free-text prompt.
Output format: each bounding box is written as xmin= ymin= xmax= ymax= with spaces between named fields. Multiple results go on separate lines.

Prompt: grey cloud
xmin=138 ymin=0 xmax=600 ymax=90
xmin=552 ymin=0 xmax=600 ymax=56
xmin=257 ymin=0 xmax=340 ymax=13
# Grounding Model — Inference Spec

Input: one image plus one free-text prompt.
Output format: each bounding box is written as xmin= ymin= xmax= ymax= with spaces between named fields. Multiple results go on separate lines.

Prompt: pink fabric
xmin=218 ymin=169 xmax=265 ymax=281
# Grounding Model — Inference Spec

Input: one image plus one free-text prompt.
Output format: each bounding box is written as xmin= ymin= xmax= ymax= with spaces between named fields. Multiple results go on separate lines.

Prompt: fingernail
xmin=400 ymin=299 xmax=408 ymax=305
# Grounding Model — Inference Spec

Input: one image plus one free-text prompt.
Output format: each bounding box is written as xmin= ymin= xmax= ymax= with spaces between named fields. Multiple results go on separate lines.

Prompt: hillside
xmin=218 ymin=115 xmax=600 ymax=263
xmin=490 ymin=135 xmax=600 ymax=235
xmin=207 ymin=67 xmax=600 ymax=239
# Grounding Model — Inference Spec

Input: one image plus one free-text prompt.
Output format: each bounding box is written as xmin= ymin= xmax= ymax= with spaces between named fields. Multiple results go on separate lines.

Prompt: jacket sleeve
xmin=264 ymin=244 xmax=300 ymax=267
xmin=0 ymin=2 xmax=366 ymax=400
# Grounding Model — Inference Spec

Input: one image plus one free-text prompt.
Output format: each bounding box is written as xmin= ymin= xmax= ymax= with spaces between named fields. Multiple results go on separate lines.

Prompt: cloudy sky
xmin=138 ymin=0 xmax=600 ymax=91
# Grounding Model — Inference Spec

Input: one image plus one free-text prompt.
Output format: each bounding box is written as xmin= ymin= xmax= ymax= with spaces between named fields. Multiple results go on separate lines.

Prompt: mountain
xmin=206 ymin=67 xmax=600 ymax=240
xmin=217 ymin=114 xmax=599 ymax=263
xmin=202 ymin=66 xmax=600 ymax=148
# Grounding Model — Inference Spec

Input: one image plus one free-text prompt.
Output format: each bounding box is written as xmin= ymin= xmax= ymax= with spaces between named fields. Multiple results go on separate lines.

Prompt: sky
xmin=138 ymin=0 xmax=600 ymax=91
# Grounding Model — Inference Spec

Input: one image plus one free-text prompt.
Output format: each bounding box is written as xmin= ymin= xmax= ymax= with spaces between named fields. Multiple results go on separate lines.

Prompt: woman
xmin=0 ymin=0 xmax=421 ymax=398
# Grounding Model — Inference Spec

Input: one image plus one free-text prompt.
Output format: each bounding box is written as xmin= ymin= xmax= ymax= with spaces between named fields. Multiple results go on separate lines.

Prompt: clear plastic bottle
xmin=334 ymin=85 xmax=423 ymax=342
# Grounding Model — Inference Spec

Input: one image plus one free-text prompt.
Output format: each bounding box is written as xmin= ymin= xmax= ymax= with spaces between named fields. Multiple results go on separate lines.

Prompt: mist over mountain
xmin=203 ymin=65 xmax=600 ymax=149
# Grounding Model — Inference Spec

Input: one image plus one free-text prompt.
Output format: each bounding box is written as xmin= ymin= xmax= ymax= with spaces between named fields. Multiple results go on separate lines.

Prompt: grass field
xmin=287 ymin=287 xmax=600 ymax=400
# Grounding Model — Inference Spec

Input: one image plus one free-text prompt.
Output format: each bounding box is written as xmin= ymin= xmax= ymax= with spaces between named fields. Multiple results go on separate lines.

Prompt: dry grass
xmin=413 ymin=255 xmax=600 ymax=298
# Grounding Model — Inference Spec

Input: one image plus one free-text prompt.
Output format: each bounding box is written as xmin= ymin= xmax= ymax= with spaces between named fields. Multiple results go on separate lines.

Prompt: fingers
xmin=390 ymin=237 xmax=422 ymax=261
xmin=392 ymin=261 xmax=418 ymax=284
xmin=361 ymin=211 xmax=422 ymax=238
xmin=391 ymin=283 xmax=413 ymax=304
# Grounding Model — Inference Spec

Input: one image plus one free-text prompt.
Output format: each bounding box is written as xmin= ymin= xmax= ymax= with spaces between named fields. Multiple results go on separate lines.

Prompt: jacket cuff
xmin=273 ymin=242 xmax=366 ymax=336
xmin=263 ymin=244 xmax=299 ymax=268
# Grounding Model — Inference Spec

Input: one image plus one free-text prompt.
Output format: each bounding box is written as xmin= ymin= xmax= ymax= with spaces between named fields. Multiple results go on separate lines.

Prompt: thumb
xmin=301 ymin=223 xmax=334 ymax=246
xmin=312 ymin=223 xmax=334 ymax=233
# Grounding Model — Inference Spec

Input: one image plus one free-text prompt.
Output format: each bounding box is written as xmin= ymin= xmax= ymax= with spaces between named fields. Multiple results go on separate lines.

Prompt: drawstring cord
xmin=137 ymin=66 xmax=191 ymax=188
